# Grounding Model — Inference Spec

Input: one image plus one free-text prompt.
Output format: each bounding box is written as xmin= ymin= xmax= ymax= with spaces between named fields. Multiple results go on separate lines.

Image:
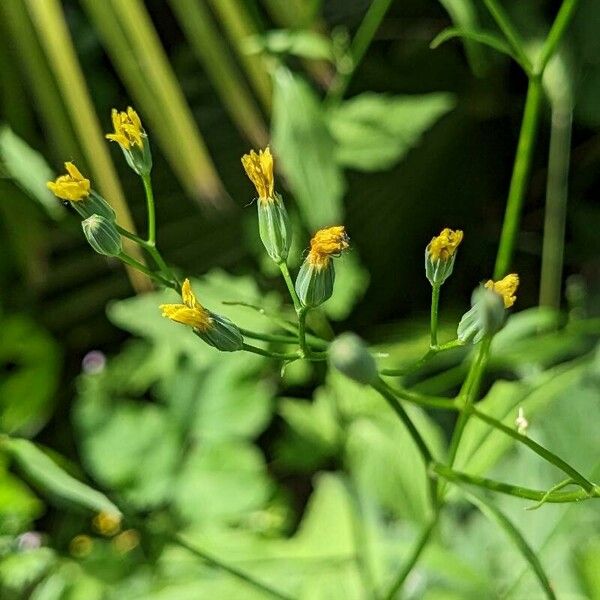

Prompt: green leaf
xmin=4 ymin=438 xmax=119 ymax=515
xmin=0 ymin=127 xmax=63 ymax=220
xmin=245 ymin=30 xmax=334 ymax=61
xmin=329 ymin=92 xmax=455 ymax=172
xmin=0 ymin=471 xmax=44 ymax=529
xmin=430 ymin=27 xmax=518 ymax=64
xmin=272 ymin=67 xmax=345 ymax=229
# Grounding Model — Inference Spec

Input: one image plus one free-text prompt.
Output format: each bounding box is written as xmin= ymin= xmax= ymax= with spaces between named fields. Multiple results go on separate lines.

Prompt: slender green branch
xmin=483 ymin=0 xmax=534 ymax=75
xmin=297 ymin=307 xmax=311 ymax=358
xmin=277 ymin=261 xmax=302 ymax=312
xmin=142 ymin=173 xmax=156 ymax=245
xmin=471 ymin=407 xmax=595 ymax=492
xmin=172 ymin=534 xmax=296 ymax=600
xmin=239 ymin=328 xmax=305 ymax=346
xmin=118 ymin=252 xmax=177 ymax=290
xmin=242 ymin=342 xmax=301 ymax=361
xmin=536 ymin=0 xmax=581 ymax=75
xmin=326 ymin=0 xmax=394 ymax=105
xmin=382 ymin=518 xmax=438 ymax=600
xmin=494 ymin=77 xmax=543 ymax=278
xmin=380 ymin=339 xmax=465 ymax=377
xmin=432 ymin=463 xmax=599 ymax=504
xmin=381 ymin=381 xmax=457 ymax=411
xmin=430 ymin=284 xmax=441 ymax=347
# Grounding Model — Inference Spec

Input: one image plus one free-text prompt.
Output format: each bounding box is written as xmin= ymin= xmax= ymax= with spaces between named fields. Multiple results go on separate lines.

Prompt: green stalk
xmin=278 ymin=261 xmax=302 ymax=312
xmin=379 ymin=339 xmax=465 ymax=377
xmin=326 ymin=0 xmax=394 ymax=105
xmin=432 ymin=463 xmax=599 ymax=504
xmin=206 ymin=0 xmax=273 ymax=112
xmin=242 ymin=342 xmax=301 ymax=361
xmin=239 ymin=328 xmax=306 ymax=346
xmin=297 ymin=307 xmax=311 ymax=358
xmin=430 ymin=284 xmax=441 ymax=347
xmin=169 ymin=0 xmax=268 ymax=146
xmin=25 ymin=0 xmax=150 ymax=292
xmin=109 ymin=0 xmax=227 ymax=207
xmin=118 ymin=253 xmax=176 ymax=290
xmin=142 ymin=174 xmax=156 ymax=246
xmin=483 ymin=0 xmax=533 ymax=75
xmin=494 ymin=78 xmax=543 ymax=278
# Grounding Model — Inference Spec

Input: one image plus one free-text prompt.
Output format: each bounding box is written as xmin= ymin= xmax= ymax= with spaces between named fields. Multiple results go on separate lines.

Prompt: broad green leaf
xmin=272 ymin=67 xmax=345 ymax=229
xmin=245 ymin=30 xmax=333 ymax=61
xmin=0 ymin=127 xmax=63 ymax=220
xmin=329 ymin=92 xmax=455 ymax=172
xmin=4 ymin=438 xmax=119 ymax=515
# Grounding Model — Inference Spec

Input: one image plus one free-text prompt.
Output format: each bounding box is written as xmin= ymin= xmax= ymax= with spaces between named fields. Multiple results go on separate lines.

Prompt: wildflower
xmin=242 ymin=147 xmax=291 ymax=262
xmin=69 ymin=534 xmax=93 ymax=558
xmin=47 ymin=162 xmax=116 ymax=221
xmin=425 ymin=227 xmax=463 ymax=286
xmin=295 ymin=226 xmax=349 ymax=307
xmin=113 ymin=529 xmax=140 ymax=554
xmin=515 ymin=407 xmax=529 ymax=435
xmin=329 ymin=332 xmax=378 ymax=385
xmin=106 ymin=107 xmax=152 ymax=175
xmin=47 ymin=162 xmax=90 ymax=201
xmin=485 ymin=274 xmax=519 ymax=308
xmin=82 ymin=215 xmax=122 ymax=257
xmin=160 ymin=278 xmax=243 ymax=351
xmin=241 ymin=147 xmax=274 ymax=204
xmin=92 ymin=511 xmax=121 ymax=537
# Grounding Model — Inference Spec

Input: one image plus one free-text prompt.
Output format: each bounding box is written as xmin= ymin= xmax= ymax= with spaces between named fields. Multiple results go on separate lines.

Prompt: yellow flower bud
xmin=425 ymin=228 xmax=463 ymax=286
xmin=47 ymin=162 xmax=90 ymax=201
xmin=69 ymin=534 xmax=93 ymax=558
xmin=106 ymin=107 xmax=152 ymax=175
xmin=484 ymin=273 xmax=519 ymax=308
xmin=92 ymin=511 xmax=122 ymax=537
xmin=241 ymin=147 xmax=275 ymax=204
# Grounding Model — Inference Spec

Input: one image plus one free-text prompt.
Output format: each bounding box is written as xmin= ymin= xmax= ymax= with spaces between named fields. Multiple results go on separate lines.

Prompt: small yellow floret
xmin=106 ymin=107 xmax=144 ymax=149
xmin=47 ymin=162 xmax=91 ymax=201
xmin=485 ymin=273 xmax=519 ymax=308
xmin=113 ymin=529 xmax=140 ymax=554
xmin=241 ymin=147 xmax=274 ymax=203
xmin=307 ymin=226 xmax=350 ymax=270
xmin=160 ymin=278 xmax=213 ymax=331
xmin=428 ymin=228 xmax=464 ymax=261
xmin=92 ymin=511 xmax=121 ymax=537
xmin=70 ymin=534 xmax=93 ymax=558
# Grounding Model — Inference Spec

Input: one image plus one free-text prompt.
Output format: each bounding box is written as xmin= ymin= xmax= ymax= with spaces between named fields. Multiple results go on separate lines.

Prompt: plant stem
xmin=483 ymin=0 xmax=533 ymax=75
xmin=380 ymin=339 xmax=465 ymax=377
xmin=278 ymin=261 xmax=302 ymax=312
xmin=382 ymin=518 xmax=438 ymax=600
xmin=326 ymin=0 xmax=394 ymax=105
xmin=432 ymin=463 xmax=599 ymax=504
xmin=382 ymin=381 xmax=457 ymax=411
xmin=239 ymin=328 xmax=305 ymax=346
xmin=494 ymin=77 xmax=543 ymax=279
xmin=172 ymin=534 xmax=296 ymax=600
xmin=430 ymin=284 xmax=441 ymax=347
xmin=297 ymin=307 xmax=311 ymax=358
xmin=536 ymin=0 xmax=581 ymax=75
xmin=242 ymin=342 xmax=301 ymax=361
xmin=118 ymin=252 xmax=177 ymax=290
xmin=142 ymin=173 xmax=156 ymax=246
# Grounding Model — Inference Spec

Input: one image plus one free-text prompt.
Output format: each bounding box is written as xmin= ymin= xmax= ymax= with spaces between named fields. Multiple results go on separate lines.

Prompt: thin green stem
xmin=239 ymin=328 xmax=304 ymax=346
xmin=118 ymin=252 xmax=176 ymax=290
xmin=430 ymin=284 xmax=441 ymax=347
xmin=536 ymin=0 xmax=581 ymax=76
xmin=242 ymin=342 xmax=301 ymax=361
xmin=142 ymin=173 xmax=156 ymax=245
xmin=483 ymin=0 xmax=534 ymax=75
xmin=297 ymin=307 xmax=311 ymax=358
xmin=382 ymin=381 xmax=457 ymax=411
xmin=278 ymin=261 xmax=302 ymax=312
xmin=379 ymin=339 xmax=465 ymax=377
xmin=471 ymin=407 xmax=595 ymax=492
xmin=494 ymin=77 xmax=543 ymax=278
xmin=432 ymin=463 xmax=599 ymax=504
xmin=382 ymin=518 xmax=437 ymax=600
xmin=326 ymin=0 xmax=394 ymax=105
xmin=172 ymin=534 xmax=295 ymax=600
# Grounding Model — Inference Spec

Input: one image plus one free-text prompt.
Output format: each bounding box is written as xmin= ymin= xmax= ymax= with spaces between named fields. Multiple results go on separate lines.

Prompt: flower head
xmin=47 ymin=162 xmax=90 ymax=201
xmin=160 ymin=278 xmax=213 ymax=332
xmin=106 ymin=107 xmax=144 ymax=150
xmin=428 ymin=228 xmax=464 ymax=261
xmin=307 ymin=226 xmax=350 ymax=270
xmin=485 ymin=273 xmax=519 ymax=308
xmin=241 ymin=147 xmax=274 ymax=203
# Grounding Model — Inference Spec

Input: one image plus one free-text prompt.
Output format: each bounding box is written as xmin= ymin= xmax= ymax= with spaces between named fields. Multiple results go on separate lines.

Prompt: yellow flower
xmin=428 ymin=228 xmax=464 ymax=261
xmin=160 ymin=278 xmax=213 ymax=331
xmin=113 ymin=529 xmax=140 ymax=554
xmin=485 ymin=273 xmax=519 ymax=308
xmin=47 ymin=162 xmax=90 ymax=201
xmin=69 ymin=535 xmax=93 ymax=558
xmin=92 ymin=511 xmax=121 ymax=537
xmin=106 ymin=107 xmax=144 ymax=149
xmin=307 ymin=226 xmax=350 ymax=270
xmin=241 ymin=147 xmax=274 ymax=203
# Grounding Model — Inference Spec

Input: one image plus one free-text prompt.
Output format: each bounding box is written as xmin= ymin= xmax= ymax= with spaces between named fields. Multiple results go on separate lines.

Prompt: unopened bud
xmin=329 ymin=332 xmax=377 ymax=385
xmin=258 ymin=193 xmax=292 ymax=263
xmin=82 ymin=214 xmax=122 ymax=257
xmin=425 ymin=228 xmax=463 ymax=286
xmin=457 ymin=285 xmax=505 ymax=344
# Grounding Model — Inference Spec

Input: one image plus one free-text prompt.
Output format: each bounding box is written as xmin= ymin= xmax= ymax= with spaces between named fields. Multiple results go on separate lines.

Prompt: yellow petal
xmin=484 ymin=273 xmax=519 ymax=308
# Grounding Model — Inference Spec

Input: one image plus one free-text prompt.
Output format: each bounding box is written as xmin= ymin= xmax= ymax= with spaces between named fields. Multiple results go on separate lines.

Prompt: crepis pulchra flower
xmin=425 ymin=228 xmax=463 ymax=286
xmin=106 ymin=107 xmax=152 ymax=176
xmin=295 ymin=226 xmax=350 ymax=308
xmin=160 ymin=279 xmax=243 ymax=352
xmin=47 ymin=162 xmax=116 ymax=221
xmin=241 ymin=147 xmax=291 ymax=263
xmin=457 ymin=274 xmax=520 ymax=343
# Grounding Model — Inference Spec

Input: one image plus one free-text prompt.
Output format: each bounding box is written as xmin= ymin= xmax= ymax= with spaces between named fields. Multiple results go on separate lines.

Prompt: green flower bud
xmin=196 ymin=313 xmax=244 ymax=352
xmin=329 ymin=333 xmax=378 ymax=385
xmin=258 ymin=193 xmax=292 ymax=263
xmin=457 ymin=285 xmax=506 ymax=344
xmin=72 ymin=190 xmax=116 ymax=222
xmin=82 ymin=214 xmax=122 ymax=257
xmin=295 ymin=260 xmax=335 ymax=308
xmin=425 ymin=228 xmax=463 ymax=286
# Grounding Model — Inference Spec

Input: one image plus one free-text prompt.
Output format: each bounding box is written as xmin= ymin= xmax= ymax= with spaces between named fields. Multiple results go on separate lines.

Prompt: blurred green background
xmin=0 ymin=0 xmax=599 ymax=598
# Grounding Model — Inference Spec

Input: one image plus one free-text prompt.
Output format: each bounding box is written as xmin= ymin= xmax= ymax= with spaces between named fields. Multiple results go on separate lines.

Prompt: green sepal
xmin=72 ymin=190 xmax=116 ymax=222
xmin=425 ymin=248 xmax=457 ymax=286
xmin=457 ymin=285 xmax=506 ymax=344
xmin=195 ymin=313 xmax=244 ymax=352
xmin=295 ymin=260 xmax=335 ymax=308
xmin=81 ymin=214 xmax=122 ymax=257
xmin=258 ymin=193 xmax=292 ymax=263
